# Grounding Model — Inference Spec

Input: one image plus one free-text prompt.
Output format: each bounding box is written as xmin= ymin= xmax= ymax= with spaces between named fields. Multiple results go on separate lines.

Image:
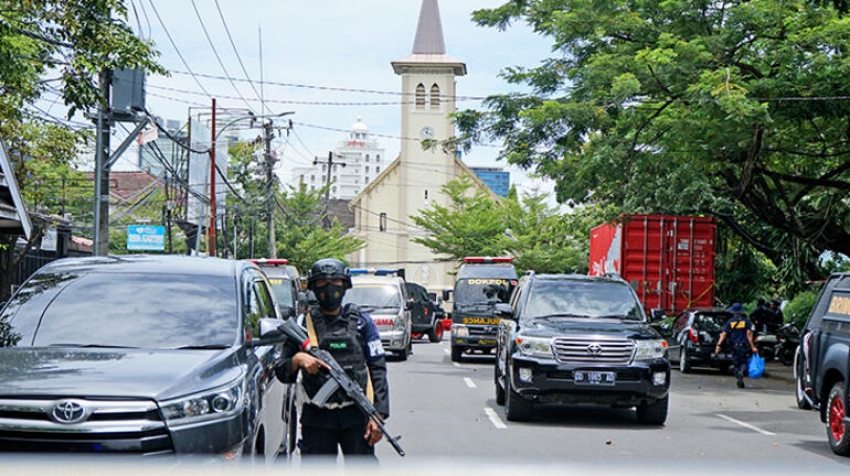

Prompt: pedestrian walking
xmin=274 ymin=258 xmax=390 ymax=460
xmin=715 ymin=302 xmax=759 ymax=388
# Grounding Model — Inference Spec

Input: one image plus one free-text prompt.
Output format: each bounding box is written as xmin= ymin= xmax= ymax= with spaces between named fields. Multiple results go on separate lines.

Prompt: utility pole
xmin=93 ymin=68 xmax=112 ymax=256
xmin=313 ymin=151 xmax=346 ymax=229
xmin=264 ymin=119 xmax=277 ymax=258
xmin=208 ymin=98 xmax=217 ymax=257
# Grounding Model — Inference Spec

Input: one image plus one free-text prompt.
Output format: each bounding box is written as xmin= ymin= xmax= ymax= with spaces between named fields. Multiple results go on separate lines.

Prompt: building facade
xmin=346 ymin=0 xmax=499 ymax=295
xmin=290 ymin=117 xmax=387 ymax=200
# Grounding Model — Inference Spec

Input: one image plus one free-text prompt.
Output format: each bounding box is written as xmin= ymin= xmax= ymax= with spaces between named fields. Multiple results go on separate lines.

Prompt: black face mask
xmin=315 ymin=283 xmax=345 ymax=311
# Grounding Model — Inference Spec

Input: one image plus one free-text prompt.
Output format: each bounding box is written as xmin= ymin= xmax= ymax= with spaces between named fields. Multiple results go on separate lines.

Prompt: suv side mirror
xmin=494 ymin=303 xmax=514 ymax=320
xmin=442 ymin=289 xmax=452 ymax=302
xmin=650 ymin=309 xmax=666 ymax=322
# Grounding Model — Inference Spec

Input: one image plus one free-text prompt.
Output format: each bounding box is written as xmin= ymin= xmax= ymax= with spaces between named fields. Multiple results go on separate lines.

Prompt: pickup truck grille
xmin=0 ymin=398 xmax=172 ymax=454
xmin=552 ymin=336 xmax=635 ymax=365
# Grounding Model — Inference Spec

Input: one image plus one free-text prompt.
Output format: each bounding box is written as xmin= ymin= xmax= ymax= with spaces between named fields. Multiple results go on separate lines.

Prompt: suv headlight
xmin=634 ymin=339 xmax=668 ymax=361
xmin=516 ymin=336 xmax=554 ymax=359
xmin=453 ymin=324 xmax=469 ymax=337
xmin=161 ymin=380 xmax=245 ymax=425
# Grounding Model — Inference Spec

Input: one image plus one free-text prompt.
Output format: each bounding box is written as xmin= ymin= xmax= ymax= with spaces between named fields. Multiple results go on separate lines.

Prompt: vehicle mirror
xmin=650 ymin=309 xmax=666 ymax=322
xmin=405 ymin=300 xmax=413 ymax=311
xmin=494 ymin=303 xmax=514 ymax=320
xmin=248 ymin=318 xmax=288 ymax=347
xmin=442 ymin=289 xmax=452 ymax=302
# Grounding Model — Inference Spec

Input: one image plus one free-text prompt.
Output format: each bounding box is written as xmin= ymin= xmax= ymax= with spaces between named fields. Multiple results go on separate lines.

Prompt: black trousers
xmin=299 ymin=418 xmax=376 ymax=459
xmin=731 ymin=343 xmax=751 ymax=379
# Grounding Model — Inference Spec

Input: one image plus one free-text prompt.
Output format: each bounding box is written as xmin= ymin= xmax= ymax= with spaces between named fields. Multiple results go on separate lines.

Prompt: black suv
xmin=494 ymin=273 xmax=670 ymax=424
xmin=407 ymin=281 xmax=443 ymax=342
xmin=793 ymin=272 xmax=850 ymax=456
xmin=0 ymin=255 xmax=294 ymax=459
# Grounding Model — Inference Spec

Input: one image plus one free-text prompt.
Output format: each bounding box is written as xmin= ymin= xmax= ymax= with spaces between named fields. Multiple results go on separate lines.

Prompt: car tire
xmin=505 ymin=370 xmax=532 ymax=422
xmin=679 ymin=346 xmax=691 ymax=373
xmin=451 ymin=345 xmax=463 ymax=362
xmin=495 ymin=362 xmax=506 ymax=406
xmin=827 ymin=381 xmax=850 ymax=456
xmin=636 ymin=395 xmax=669 ymax=426
xmin=719 ymin=364 xmax=731 ymax=375
xmin=427 ymin=321 xmax=443 ymax=343
xmin=795 ymin=349 xmax=812 ymax=410
xmin=397 ymin=343 xmax=409 ymax=361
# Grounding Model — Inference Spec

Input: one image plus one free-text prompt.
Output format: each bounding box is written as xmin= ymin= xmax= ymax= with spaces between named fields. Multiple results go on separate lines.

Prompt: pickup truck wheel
xmin=505 ymin=372 xmax=532 ymax=422
xmin=427 ymin=322 xmax=443 ymax=342
xmin=636 ymin=396 xmax=668 ymax=426
xmin=679 ymin=346 xmax=691 ymax=373
xmin=451 ymin=345 xmax=463 ymax=362
xmin=827 ymin=381 xmax=850 ymax=456
xmin=495 ymin=363 xmax=505 ymax=406
xmin=795 ymin=351 xmax=812 ymax=410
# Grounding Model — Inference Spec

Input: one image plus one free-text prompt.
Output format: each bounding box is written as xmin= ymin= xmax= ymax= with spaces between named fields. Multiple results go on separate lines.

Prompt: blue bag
xmin=748 ymin=352 xmax=765 ymax=379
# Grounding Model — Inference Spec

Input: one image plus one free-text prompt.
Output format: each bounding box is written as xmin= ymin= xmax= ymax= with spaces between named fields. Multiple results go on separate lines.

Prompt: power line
xmin=146 ymin=0 xmax=212 ymax=98
xmin=213 ymin=0 xmax=271 ymax=113
xmin=189 ymin=0 xmax=254 ymax=112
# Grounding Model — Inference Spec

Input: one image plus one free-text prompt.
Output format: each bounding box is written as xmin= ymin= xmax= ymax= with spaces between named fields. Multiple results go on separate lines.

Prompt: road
xmin=366 ymin=337 xmax=850 ymax=471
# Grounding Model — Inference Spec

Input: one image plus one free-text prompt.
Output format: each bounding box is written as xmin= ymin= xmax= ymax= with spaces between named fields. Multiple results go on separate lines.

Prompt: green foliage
xmin=459 ymin=0 xmax=850 ymax=295
xmin=784 ymin=288 xmax=821 ymax=329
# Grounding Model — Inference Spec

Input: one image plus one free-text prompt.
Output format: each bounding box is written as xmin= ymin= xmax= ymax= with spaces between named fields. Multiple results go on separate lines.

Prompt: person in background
xmin=749 ymin=298 xmax=776 ymax=334
xmin=274 ymin=258 xmax=389 ymax=461
xmin=715 ymin=302 xmax=759 ymax=388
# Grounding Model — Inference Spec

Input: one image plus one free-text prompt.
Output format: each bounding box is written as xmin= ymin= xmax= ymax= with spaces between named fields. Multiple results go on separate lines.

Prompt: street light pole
xmin=209 ymin=98 xmax=217 ymax=257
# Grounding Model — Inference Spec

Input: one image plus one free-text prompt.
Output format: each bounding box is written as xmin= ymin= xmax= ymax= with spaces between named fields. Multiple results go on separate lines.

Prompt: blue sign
xmin=127 ymin=225 xmax=165 ymax=251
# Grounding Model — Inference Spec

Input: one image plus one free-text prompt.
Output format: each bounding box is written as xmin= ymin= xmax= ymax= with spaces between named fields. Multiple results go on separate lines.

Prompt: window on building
xmin=425 ymin=190 xmax=429 ymax=200
xmin=322 ymin=164 xmax=326 ymax=172
xmin=376 ymin=166 xmax=381 ymax=173
xmin=379 ymin=213 xmax=387 ymax=232
xmin=376 ymin=154 xmax=380 ymax=162
xmin=430 ymin=84 xmax=440 ymax=109
xmin=365 ymin=166 xmax=370 ymax=173
xmin=415 ymin=83 xmax=426 ymax=109
xmin=365 ymin=177 xmax=369 ymax=184
xmin=333 ymin=164 xmax=337 ymax=172
xmin=311 ymin=175 xmax=315 ymax=183
xmin=365 ymin=154 xmax=370 ymax=162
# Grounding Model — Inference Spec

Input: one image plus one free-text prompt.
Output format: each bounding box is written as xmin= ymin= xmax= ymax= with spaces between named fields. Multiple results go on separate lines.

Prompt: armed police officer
xmin=274 ymin=258 xmax=390 ymax=459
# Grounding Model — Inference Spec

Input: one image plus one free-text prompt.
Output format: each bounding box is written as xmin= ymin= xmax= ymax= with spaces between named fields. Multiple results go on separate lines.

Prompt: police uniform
xmin=276 ymin=303 xmax=389 ymax=457
xmin=718 ymin=311 xmax=755 ymax=387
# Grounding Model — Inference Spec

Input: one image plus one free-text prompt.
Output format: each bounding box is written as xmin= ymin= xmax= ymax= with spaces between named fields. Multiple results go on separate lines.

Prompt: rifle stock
xmin=278 ymin=319 xmax=405 ymax=457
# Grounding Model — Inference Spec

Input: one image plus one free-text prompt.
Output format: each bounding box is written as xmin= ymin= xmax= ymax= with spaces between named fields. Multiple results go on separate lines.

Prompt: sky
xmin=56 ymin=1 xmax=559 ymax=196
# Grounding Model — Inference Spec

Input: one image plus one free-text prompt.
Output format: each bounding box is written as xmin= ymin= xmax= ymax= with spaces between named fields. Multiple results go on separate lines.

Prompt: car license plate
xmin=573 ymin=371 xmax=616 ymax=386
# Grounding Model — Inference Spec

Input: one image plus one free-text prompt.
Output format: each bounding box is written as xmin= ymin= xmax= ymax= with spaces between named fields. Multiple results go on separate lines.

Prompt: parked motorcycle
xmin=775 ymin=322 xmax=800 ymax=366
xmin=754 ymin=331 xmax=778 ymax=361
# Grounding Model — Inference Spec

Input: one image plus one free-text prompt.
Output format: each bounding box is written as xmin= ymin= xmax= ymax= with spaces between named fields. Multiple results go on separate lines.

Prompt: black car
xmin=407 ymin=281 xmax=443 ymax=342
xmin=667 ymin=308 xmax=734 ymax=374
xmin=0 ymin=255 xmax=294 ymax=459
xmin=494 ymin=272 xmax=670 ymax=424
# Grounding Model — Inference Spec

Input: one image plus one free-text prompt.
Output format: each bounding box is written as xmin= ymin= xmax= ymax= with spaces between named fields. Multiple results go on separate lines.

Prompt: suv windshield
xmin=454 ymin=278 xmax=514 ymax=306
xmin=523 ymin=280 xmax=643 ymax=321
xmin=3 ymin=272 xmax=239 ymax=348
xmin=343 ymin=284 xmax=401 ymax=309
xmin=267 ymin=277 xmax=294 ymax=305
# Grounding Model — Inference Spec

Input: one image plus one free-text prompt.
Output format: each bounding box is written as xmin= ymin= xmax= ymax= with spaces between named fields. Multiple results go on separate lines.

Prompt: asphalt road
xmin=363 ymin=336 xmax=850 ymax=472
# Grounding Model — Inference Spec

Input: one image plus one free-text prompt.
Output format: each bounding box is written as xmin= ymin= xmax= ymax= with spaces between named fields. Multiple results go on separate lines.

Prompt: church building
xmin=347 ymin=0 xmax=499 ymax=294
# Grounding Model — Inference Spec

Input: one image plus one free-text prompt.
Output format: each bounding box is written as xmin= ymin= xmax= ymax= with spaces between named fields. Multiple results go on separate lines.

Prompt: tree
xmin=454 ymin=0 xmax=850 ymax=286
xmin=0 ymin=1 xmax=163 ymax=302
xmin=410 ymin=176 xmax=511 ymax=262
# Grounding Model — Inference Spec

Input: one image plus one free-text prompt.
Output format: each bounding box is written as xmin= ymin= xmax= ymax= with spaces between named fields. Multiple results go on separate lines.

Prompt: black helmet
xmin=307 ymin=258 xmax=352 ymax=290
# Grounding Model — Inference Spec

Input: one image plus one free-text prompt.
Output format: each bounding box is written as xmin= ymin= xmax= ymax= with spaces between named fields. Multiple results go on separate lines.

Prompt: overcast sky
xmin=59 ymin=1 xmax=559 ymax=195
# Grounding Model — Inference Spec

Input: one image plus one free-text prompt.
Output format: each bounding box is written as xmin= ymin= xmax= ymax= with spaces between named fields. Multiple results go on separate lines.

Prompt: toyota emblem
xmin=52 ymin=400 xmax=87 ymax=424
xmin=586 ymin=344 xmax=604 ymax=356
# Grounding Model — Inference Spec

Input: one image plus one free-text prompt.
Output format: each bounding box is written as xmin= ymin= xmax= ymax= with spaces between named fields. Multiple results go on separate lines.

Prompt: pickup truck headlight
xmin=161 ymin=381 xmax=244 ymax=425
xmin=516 ymin=336 xmax=554 ymax=359
xmin=453 ymin=324 xmax=469 ymax=337
xmin=634 ymin=339 xmax=668 ymax=361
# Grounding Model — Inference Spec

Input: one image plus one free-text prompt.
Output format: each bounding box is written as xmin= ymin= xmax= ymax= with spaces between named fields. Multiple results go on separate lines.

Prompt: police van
xmin=446 ymin=257 xmax=518 ymax=362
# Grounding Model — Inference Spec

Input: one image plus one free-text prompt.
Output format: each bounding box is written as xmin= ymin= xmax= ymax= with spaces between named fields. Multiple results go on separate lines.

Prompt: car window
xmin=673 ymin=313 xmax=688 ymax=331
xmin=522 ymin=280 xmax=643 ymax=321
xmin=455 ymin=278 xmax=514 ymax=305
xmin=694 ymin=314 xmax=729 ymax=332
xmin=343 ymin=284 xmax=402 ymax=309
xmin=267 ymin=276 xmax=295 ymax=306
xmin=3 ymin=271 xmax=239 ymax=348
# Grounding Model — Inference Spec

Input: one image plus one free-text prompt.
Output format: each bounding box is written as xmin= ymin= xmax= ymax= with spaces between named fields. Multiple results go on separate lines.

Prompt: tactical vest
xmin=302 ymin=304 xmax=370 ymax=407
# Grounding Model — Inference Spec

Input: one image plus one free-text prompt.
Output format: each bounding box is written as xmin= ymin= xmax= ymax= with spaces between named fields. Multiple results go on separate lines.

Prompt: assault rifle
xmin=276 ymin=318 xmax=405 ymax=457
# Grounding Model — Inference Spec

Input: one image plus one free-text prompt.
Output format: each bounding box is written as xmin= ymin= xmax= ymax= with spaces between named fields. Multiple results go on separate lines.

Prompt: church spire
xmin=412 ymin=0 xmax=445 ymax=55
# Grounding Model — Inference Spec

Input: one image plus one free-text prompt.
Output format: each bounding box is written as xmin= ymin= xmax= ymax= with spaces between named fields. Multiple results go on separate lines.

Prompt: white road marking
xmin=484 ymin=407 xmax=507 ymax=429
xmin=464 ymin=377 xmax=477 ymax=388
xmin=716 ymin=413 xmax=776 ymax=436
xmin=453 ymin=362 xmax=461 ymax=368
xmin=443 ymin=348 xmax=449 ymax=354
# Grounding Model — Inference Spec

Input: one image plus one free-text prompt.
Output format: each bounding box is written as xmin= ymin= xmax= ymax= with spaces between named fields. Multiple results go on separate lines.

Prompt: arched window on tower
xmin=415 ymin=83 xmax=426 ymax=109
xmin=430 ymin=84 xmax=440 ymax=109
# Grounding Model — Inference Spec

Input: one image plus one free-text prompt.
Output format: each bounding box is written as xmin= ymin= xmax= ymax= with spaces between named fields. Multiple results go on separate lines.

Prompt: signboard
xmin=127 ymin=225 xmax=165 ymax=251
xmin=40 ymin=227 xmax=57 ymax=251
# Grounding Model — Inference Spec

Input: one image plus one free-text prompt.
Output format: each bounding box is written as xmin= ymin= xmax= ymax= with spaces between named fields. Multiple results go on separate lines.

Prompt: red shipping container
xmin=589 ymin=215 xmax=717 ymax=315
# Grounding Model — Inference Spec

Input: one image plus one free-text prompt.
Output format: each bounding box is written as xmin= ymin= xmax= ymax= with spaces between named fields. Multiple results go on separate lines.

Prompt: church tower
xmin=349 ymin=0 xmax=491 ymax=293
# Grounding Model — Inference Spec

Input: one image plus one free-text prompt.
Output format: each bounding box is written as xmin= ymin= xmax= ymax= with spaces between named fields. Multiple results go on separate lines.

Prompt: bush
xmin=783 ymin=290 xmax=820 ymax=329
